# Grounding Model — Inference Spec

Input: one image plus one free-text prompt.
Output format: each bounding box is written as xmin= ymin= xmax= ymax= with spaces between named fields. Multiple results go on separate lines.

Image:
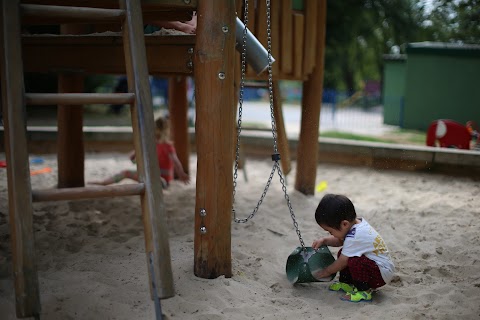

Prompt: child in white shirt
xmin=312 ymin=194 xmax=395 ymax=302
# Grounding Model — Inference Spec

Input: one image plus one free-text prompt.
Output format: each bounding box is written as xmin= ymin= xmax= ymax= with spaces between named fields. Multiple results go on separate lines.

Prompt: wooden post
xmin=194 ymin=0 xmax=235 ymax=278
xmin=168 ymin=76 xmax=190 ymax=175
xmin=57 ymin=24 xmax=89 ymax=188
xmin=294 ymin=0 xmax=327 ymax=195
xmin=0 ymin=0 xmax=41 ymax=317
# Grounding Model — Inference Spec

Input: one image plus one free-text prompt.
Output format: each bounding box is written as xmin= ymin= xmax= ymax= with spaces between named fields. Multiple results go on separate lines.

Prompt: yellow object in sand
xmin=315 ymin=180 xmax=328 ymax=192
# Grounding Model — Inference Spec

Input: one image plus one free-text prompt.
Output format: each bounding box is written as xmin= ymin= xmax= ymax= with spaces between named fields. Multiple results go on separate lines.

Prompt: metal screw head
xmin=218 ymin=72 xmax=225 ymax=80
xmin=200 ymin=226 xmax=207 ymax=234
xmin=222 ymin=26 xmax=229 ymax=33
xmin=188 ymin=47 xmax=194 ymax=54
xmin=183 ymin=0 xmax=191 ymax=4
xmin=187 ymin=61 xmax=193 ymax=68
xmin=200 ymin=208 xmax=206 ymax=217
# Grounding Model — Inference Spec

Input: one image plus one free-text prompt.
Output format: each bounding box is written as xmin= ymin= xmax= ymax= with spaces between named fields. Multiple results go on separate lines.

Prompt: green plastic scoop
xmin=286 ymin=246 xmax=336 ymax=284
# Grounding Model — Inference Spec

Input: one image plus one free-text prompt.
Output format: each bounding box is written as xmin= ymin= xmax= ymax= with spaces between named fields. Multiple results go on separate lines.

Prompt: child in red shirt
xmin=91 ymin=117 xmax=189 ymax=188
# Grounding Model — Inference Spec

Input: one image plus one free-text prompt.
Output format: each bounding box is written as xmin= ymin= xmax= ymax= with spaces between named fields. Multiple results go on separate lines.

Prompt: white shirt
xmin=341 ymin=218 xmax=395 ymax=283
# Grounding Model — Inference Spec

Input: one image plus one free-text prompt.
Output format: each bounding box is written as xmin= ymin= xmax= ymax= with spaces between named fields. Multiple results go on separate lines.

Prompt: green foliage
xmin=324 ymin=0 xmax=480 ymax=91
xmin=425 ymin=0 xmax=480 ymax=44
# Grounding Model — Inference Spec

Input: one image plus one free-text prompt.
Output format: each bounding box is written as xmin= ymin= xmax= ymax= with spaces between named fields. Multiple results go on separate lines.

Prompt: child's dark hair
xmin=315 ymin=194 xmax=356 ymax=229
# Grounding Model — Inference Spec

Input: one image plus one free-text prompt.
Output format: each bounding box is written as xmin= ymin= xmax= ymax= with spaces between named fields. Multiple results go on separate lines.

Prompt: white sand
xmin=1 ymin=152 xmax=480 ymax=319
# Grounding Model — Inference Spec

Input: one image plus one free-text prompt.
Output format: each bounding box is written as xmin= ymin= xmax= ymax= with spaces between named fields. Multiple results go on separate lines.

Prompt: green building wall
xmin=382 ymin=55 xmax=406 ymax=126
xmin=403 ymin=43 xmax=480 ymax=131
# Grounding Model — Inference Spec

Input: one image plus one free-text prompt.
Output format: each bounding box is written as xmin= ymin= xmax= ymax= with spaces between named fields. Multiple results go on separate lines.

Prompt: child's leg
xmin=328 ymin=249 xmax=355 ymax=293
xmin=90 ymin=170 xmax=138 ymax=185
xmin=346 ymin=256 xmax=386 ymax=290
xmin=335 ymin=249 xmax=354 ymax=285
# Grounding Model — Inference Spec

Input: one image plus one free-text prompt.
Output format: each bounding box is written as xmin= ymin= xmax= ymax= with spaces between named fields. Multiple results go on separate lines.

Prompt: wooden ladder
xmin=0 ymin=0 xmax=174 ymax=318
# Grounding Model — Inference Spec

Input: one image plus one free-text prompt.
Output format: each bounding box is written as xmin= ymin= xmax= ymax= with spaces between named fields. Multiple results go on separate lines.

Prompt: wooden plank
xmin=295 ymin=0 xmax=327 ymax=195
xmin=280 ymin=0 xmax=293 ymax=75
xmin=194 ymin=0 xmax=235 ymax=279
xmin=121 ymin=0 xmax=174 ymax=299
xmin=20 ymin=0 xmax=197 ymax=23
xmin=273 ymin=81 xmax=291 ymax=175
xmin=0 ymin=0 xmax=41 ymax=317
xmin=20 ymin=4 xmax=125 ymax=23
xmin=302 ymin=0 xmax=318 ymax=76
xmin=22 ymin=34 xmax=195 ymax=75
xmin=271 ymin=0 xmax=281 ymax=75
xmin=21 ymin=0 xmax=198 ymax=9
xmin=235 ymin=0 xmax=242 ymax=18
xmin=244 ymin=0 xmax=256 ymax=78
xmin=168 ymin=76 xmax=190 ymax=176
xmin=292 ymin=12 xmax=304 ymax=79
xmin=25 ymin=92 xmax=135 ymax=105
xmin=32 ymin=183 xmax=145 ymax=201
xmin=255 ymin=0 xmax=267 ymax=48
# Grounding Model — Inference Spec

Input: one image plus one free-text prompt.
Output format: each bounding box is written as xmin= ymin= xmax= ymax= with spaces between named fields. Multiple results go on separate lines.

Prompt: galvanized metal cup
xmin=235 ymin=17 xmax=275 ymax=75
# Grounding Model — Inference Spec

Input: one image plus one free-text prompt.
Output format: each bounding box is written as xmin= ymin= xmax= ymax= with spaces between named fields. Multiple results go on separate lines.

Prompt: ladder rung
xmin=243 ymin=81 xmax=268 ymax=88
xmin=32 ymin=183 xmax=145 ymax=202
xmin=25 ymin=93 xmax=135 ymax=106
xmin=20 ymin=4 xmax=125 ymax=23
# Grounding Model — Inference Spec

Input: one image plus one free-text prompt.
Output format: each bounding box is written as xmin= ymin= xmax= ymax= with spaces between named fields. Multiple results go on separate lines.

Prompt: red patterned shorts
xmin=338 ymin=249 xmax=386 ymax=290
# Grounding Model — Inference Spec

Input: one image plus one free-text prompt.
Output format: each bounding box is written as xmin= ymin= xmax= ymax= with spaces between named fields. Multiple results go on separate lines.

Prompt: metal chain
xmin=232 ymin=0 xmax=305 ymax=250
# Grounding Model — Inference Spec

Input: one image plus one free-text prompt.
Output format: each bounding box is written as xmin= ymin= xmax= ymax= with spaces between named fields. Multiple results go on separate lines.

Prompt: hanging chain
xmin=232 ymin=0 xmax=305 ymax=250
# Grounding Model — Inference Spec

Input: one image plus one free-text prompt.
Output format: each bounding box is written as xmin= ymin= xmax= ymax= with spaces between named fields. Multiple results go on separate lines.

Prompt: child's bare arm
xmin=170 ymin=152 xmax=190 ymax=184
xmin=314 ymin=254 xmax=349 ymax=280
xmin=312 ymin=235 xmax=343 ymax=249
xmin=128 ymin=150 xmax=136 ymax=163
xmin=151 ymin=21 xmax=196 ymax=34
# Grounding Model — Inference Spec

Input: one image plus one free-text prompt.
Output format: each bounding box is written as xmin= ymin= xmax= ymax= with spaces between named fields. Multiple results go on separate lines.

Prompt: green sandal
xmin=328 ymin=282 xmax=354 ymax=293
xmin=340 ymin=290 xmax=372 ymax=302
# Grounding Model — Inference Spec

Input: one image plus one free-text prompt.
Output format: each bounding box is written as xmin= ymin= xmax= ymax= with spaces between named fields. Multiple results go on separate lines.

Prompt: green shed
xmin=382 ymin=54 xmax=406 ymax=127
xmin=403 ymin=42 xmax=480 ymax=131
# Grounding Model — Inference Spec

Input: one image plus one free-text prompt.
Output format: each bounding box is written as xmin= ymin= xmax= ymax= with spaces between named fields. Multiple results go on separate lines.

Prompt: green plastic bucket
xmin=286 ymin=246 xmax=336 ymax=284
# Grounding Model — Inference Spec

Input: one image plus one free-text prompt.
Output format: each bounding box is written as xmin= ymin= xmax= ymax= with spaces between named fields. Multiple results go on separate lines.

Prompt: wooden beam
xmin=121 ymin=0 xmax=174 ymax=299
xmin=20 ymin=4 xmax=125 ymax=24
xmin=21 ymin=0 xmax=198 ymax=10
xmin=271 ymin=0 xmax=281 ymax=75
xmin=0 ymin=0 xmax=41 ymax=317
xmin=194 ymin=0 xmax=235 ymax=279
xmin=280 ymin=0 xmax=293 ymax=75
xmin=57 ymin=24 xmax=89 ymax=189
xmin=273 ymin=81 xmax=291 ymax=175
xmin=168 ymin=76 xmax=190 ymax=176
xmin=292 ymin=12 xmax=304 ymax=79
xmin=25 ymin=92 xmax=135 ymax=105
xmin=295 ymin=0 xmax=327 ymax=195
xmin=32 ymin=184 xmax=145 ymax=202
xmin=302 ymin=0 xmax=318 ymax=76
xmin=22 ymin=34 xmax=195 ymax=75
xmin=244 ymin=0 xmax=256 ymax=78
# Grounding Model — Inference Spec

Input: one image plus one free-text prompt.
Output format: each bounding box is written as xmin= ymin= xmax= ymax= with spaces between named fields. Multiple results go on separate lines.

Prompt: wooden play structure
xmin=0 ymin=0 xmax=327 ymax=318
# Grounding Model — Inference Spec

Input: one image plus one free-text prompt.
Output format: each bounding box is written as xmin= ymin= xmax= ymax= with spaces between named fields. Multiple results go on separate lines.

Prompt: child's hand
xmin=312 ymin=238 xmax=326 ymax=249
xmin=313 ymin=269 xmax=331 ymax=281
xmin=179 ymin=173 xmax=190 ymax=184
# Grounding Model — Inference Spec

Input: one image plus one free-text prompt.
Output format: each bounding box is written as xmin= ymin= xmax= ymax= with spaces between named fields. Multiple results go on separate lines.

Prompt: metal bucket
xmin=286 ymin=246 xmax=336 ymax=284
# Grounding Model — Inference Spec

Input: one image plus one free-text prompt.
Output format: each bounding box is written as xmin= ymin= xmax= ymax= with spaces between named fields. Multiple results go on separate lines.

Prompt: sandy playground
xmin=1 ymin=152 xmax=479 ymax=319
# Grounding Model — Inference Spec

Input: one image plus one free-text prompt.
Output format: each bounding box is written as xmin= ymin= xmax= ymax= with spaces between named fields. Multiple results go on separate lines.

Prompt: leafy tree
xmin=323 ymin=0 xmax=479 ymax=92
